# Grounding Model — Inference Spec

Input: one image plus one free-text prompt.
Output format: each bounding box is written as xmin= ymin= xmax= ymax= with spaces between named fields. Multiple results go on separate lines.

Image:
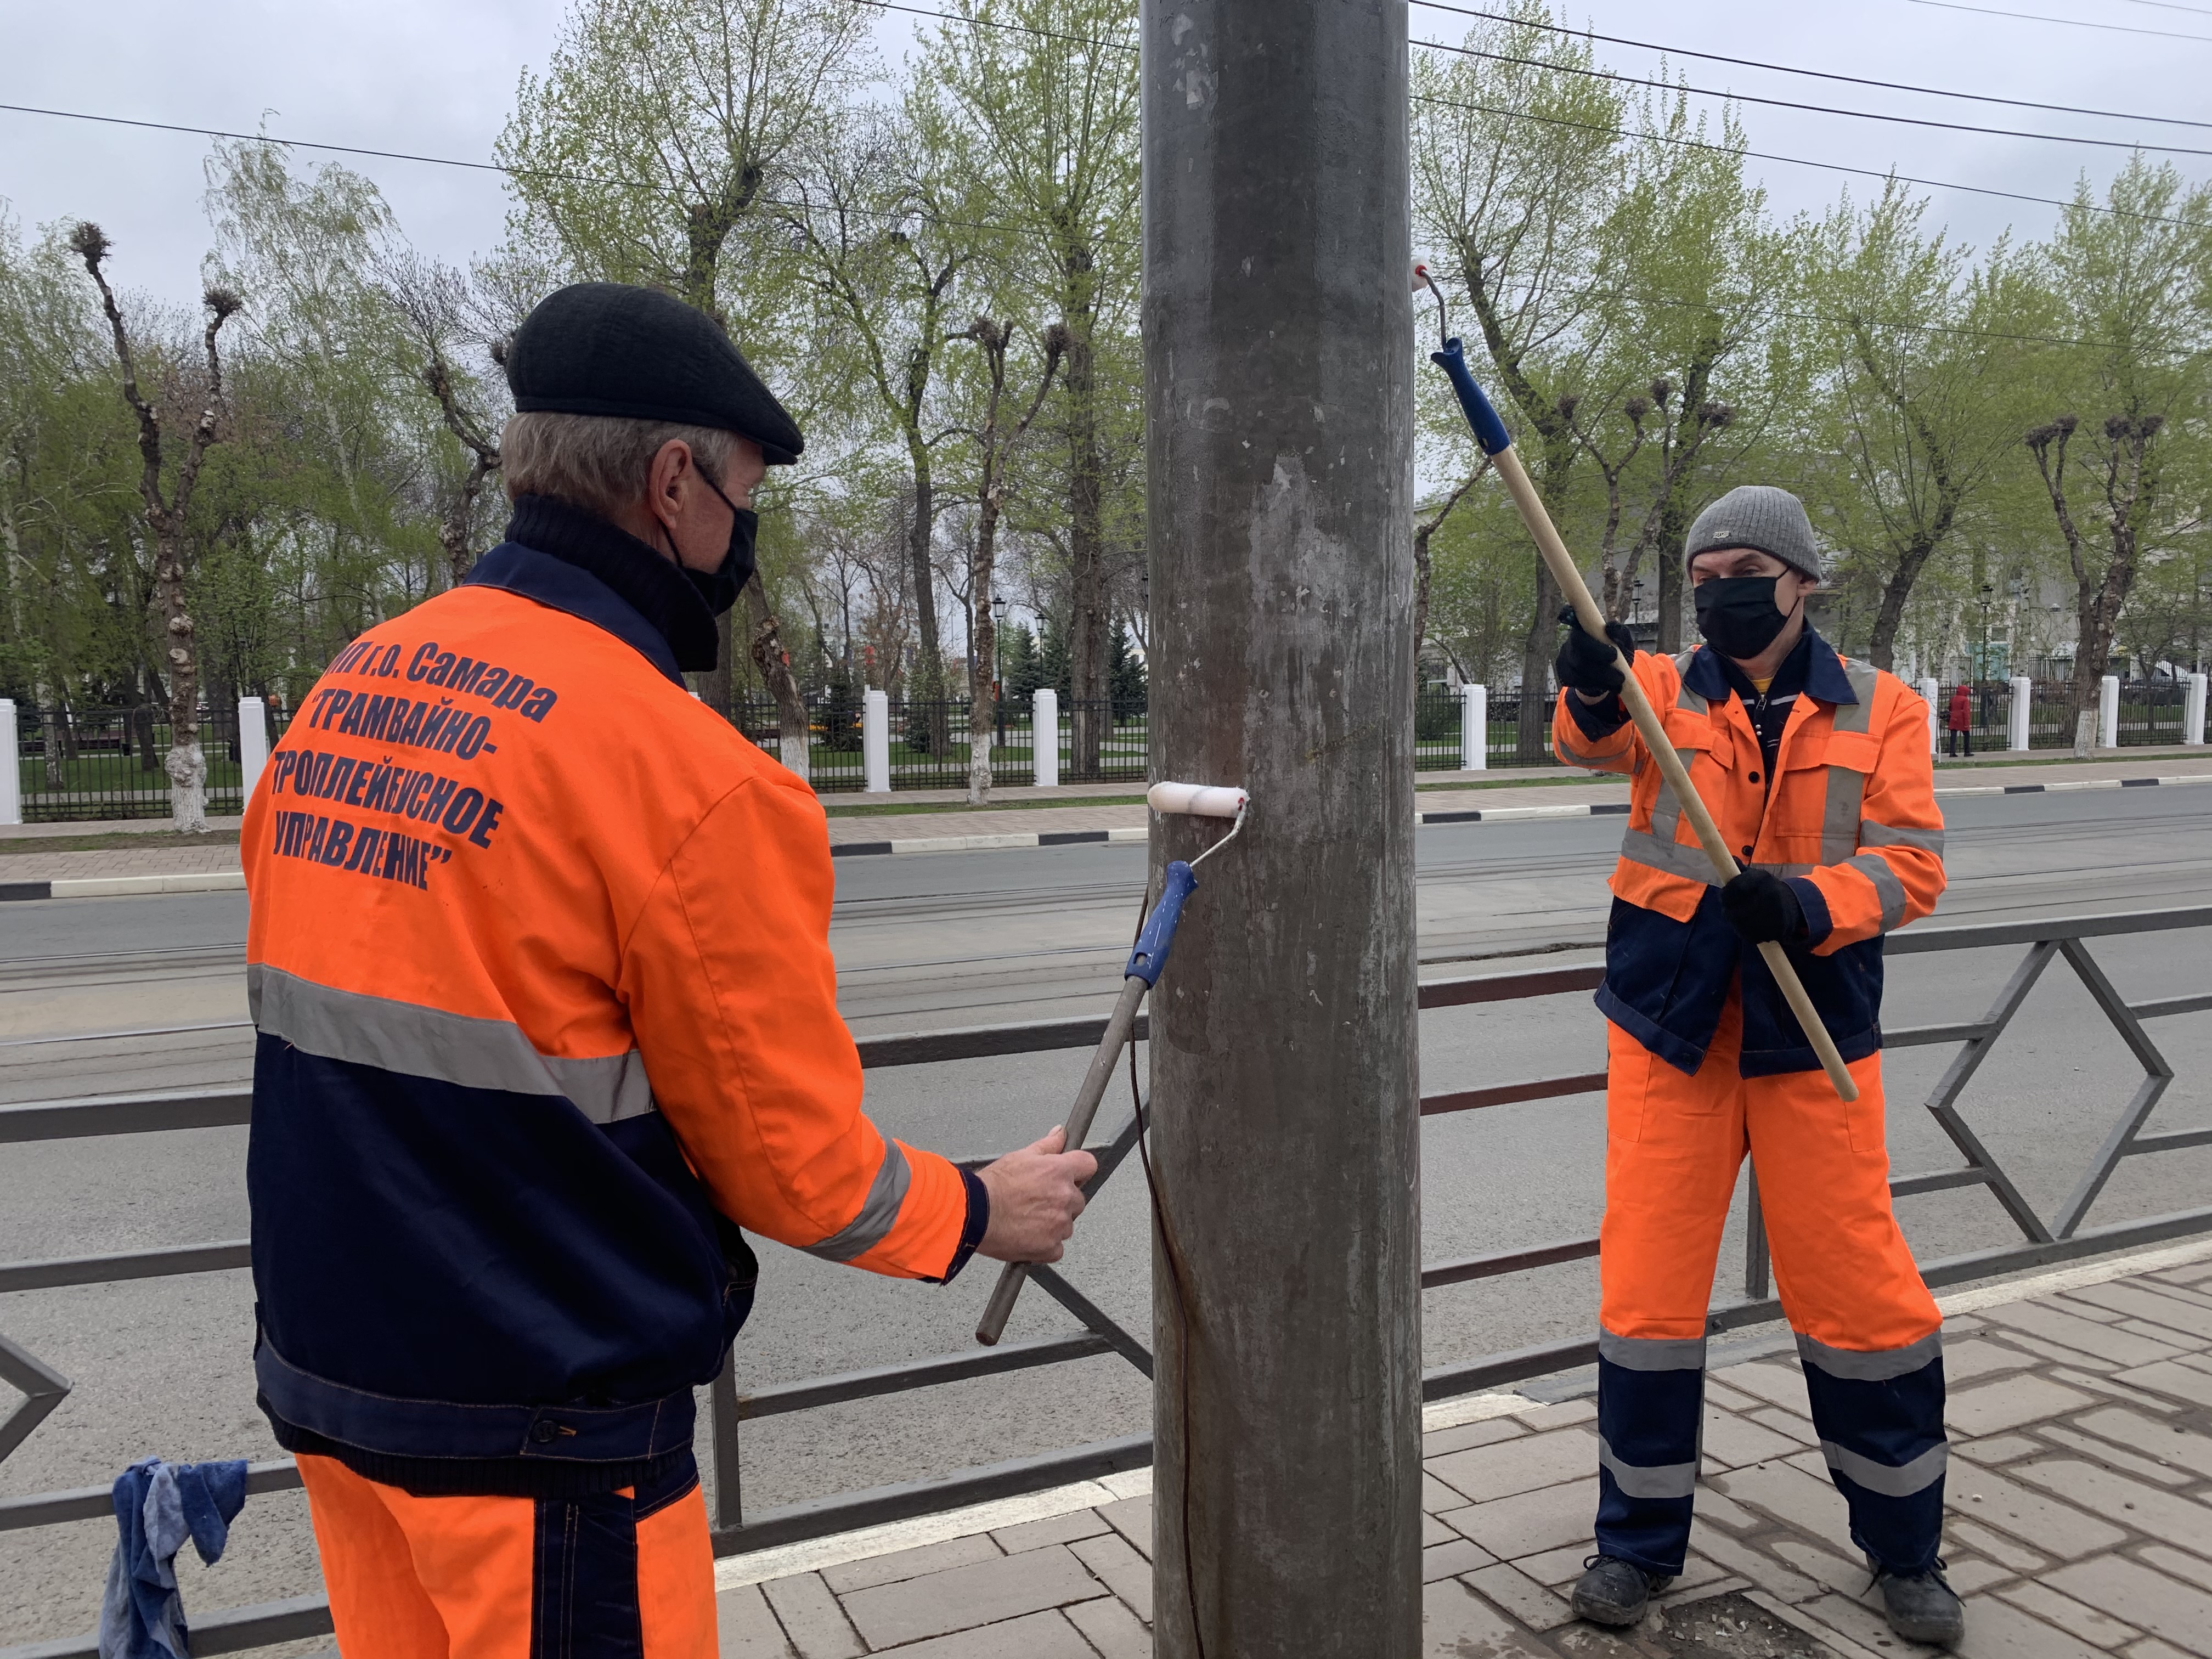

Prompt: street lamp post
xmin=991 ymin=596 xmax=1008 ymax=759
xmin=1977 ymin=583 xmax=1995 ymax=735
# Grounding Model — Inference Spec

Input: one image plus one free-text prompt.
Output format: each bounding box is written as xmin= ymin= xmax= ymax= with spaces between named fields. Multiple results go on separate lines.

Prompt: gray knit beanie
xmin=1684 ymin=485 xmax=1825 ymax=581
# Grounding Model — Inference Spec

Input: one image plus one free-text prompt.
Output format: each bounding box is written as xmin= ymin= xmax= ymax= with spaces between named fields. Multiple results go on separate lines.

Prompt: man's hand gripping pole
xmin=1423 ymin=308 xmax=1859 ymax=1103
xmin=973 ymin=783 xmax=1244 ymax=1345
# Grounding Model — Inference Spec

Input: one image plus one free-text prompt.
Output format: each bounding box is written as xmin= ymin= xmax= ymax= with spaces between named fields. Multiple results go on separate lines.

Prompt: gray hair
xmin=501 ymin=410 xmax=734 ymax=520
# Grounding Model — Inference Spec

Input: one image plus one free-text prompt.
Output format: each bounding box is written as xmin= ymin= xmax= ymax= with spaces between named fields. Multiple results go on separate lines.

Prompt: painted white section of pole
xmin=2098 ymin=675 xmax=2120 ymax=751
xmin=238 ymin=697 xmax=270 ymax=806
xmin=2187 ymin=673 xmax=2208 ymax=746
xmin=2008 ymin=675 xmax=2033 ymax=752
xmin=0 ymin=699 xmax=19 ymax=826
xmin=1032 ymin=688 xmax=1059 ymax=789
xmin=1460 ymin=682 xmax=1486 ymax=771
xmin=1918 ymin=678 xmax=1939 ymax=755
xmin=1148 ymin=781 xmax=1246 ymax=819
xmin=863 ymin=689 xmax=890 ymax=794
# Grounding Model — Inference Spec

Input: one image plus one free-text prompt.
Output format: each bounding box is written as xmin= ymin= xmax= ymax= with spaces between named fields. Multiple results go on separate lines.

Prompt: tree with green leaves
xmin=1800 ymin=182 xmax=2046 ymax=672
xmin=1414 ymin=1 xmax=1623 ymax=758
xmin=924 ymin=0 xmax=1138 ymax=778
xmin=2023 ymin=158 xmax=2211 ymax=744
xmin=499 ymin=0 xmax=868 ymax=772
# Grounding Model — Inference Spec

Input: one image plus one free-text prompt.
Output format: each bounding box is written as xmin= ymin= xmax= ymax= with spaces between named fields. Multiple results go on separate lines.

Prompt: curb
xmin=0 ymin=871 xmax=248 ymax=902
xmin=5 ymin=773 xmax=2208 ymax=894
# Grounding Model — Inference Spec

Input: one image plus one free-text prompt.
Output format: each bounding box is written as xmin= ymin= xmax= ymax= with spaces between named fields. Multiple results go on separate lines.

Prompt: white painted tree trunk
xmin=779 ymin=732 xmax=810 ymax=780
xmin=166 ymin=738 xmax=208 ymax=833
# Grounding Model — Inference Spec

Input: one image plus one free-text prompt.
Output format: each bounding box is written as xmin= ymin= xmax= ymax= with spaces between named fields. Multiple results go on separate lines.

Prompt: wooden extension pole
xmin=1488 ymin=445 xmax=1860 ymax=1103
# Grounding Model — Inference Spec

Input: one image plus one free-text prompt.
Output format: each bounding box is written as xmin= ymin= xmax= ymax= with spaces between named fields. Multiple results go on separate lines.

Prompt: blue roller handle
xmin=1430 ymin=337 xmax=1514 ymax=457
xmin=1124 ymin=861 xmax=1197 ymax=985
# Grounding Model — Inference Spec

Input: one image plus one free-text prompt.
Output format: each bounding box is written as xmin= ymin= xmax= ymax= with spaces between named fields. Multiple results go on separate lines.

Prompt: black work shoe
xmin=1570 ymin=1555 xmax=1674 ymax=1627
xmin=1868 ymin=1558 xmax=1966 ymax=1647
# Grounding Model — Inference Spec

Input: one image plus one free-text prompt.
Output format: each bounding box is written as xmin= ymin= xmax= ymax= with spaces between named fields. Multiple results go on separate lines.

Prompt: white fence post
xmin=2187 ymin=673 xmax=2208 ymax=746
xmin=1033 ymin=688 xmax=1059 ymax=789
xmin=1918 ymin=678 xmax=1939 ymax=756
xmin=0 ymin=699 xmax=20 ymax=826
xmin=2097 ymin=675 xmax=2120 ymax=751
xmin=863 ymin=688 xmax=890 ymax=793
xmin=238 ymin=696 xmax=270 ymax=806
xmin=1460 ymin=682 xmax=1486 ymax=772
xmin=2008 ymin=675 xmax=2033 ymax=752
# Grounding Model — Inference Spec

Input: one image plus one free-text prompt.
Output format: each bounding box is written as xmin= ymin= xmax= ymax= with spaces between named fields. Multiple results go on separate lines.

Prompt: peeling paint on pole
xmin=1142 ymin=4 xmax=1420 ymax=1656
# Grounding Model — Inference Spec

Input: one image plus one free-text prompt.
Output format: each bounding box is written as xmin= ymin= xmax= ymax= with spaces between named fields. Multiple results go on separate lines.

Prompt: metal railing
xmin=1 ymin=905 xmax=2207 ymax=1654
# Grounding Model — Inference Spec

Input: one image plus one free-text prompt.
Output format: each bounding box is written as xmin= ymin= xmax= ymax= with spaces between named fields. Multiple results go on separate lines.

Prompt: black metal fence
xmin=9 ymin=705 xmax=296 ymax=823
xmin=2 ymin=905 xmax=2205 ymax=1654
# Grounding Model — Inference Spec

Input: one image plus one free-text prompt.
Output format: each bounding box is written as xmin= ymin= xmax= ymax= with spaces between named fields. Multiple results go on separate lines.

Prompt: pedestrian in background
xmin=1946 ymin=682 xmax=1973 ymax=758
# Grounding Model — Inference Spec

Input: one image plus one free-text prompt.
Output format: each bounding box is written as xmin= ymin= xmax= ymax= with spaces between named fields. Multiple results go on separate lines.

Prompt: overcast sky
xmin=2 ymin=0 xmax=2203 ymax=306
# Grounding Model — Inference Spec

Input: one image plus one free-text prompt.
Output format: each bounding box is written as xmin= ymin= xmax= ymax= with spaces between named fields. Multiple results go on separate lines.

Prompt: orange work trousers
xmin=299 ymin=1453 xmax=716 ymax=1658
xmin=1594 ymin=995 xmax=1947 ymax=1578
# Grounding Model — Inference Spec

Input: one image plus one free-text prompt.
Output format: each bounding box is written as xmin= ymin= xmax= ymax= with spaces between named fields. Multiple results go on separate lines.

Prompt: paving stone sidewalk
xmin=710 ymin=1253 xmax=2212 ymax=1658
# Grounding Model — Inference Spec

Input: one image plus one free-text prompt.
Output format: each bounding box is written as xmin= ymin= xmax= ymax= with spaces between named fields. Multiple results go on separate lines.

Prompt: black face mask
xmin=678 ymin=472 xmax=756 ymax=618
xmin=1695 ymin=575 xmax=1797 ymax=659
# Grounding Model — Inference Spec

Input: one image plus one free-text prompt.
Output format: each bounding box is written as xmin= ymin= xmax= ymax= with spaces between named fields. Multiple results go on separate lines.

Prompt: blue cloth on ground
xmin=98 ymin=1457 xmax=249 ymax=1658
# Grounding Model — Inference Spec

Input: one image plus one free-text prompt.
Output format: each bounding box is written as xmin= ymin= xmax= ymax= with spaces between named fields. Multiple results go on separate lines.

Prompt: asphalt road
xmin=2 ymin=788 xmax=2209 ymax=1641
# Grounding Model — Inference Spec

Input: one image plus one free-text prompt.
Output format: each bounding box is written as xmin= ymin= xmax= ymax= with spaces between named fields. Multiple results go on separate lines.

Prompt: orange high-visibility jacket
xmin=1553 ymin=634 xmax=1946 ymax=1076
xmin=243 ymin=508 xmax=979 ymax=1496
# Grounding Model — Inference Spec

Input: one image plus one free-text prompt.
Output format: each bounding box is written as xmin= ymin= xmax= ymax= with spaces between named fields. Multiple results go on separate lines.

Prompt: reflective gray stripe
xmin=1556 ymin=732 xmax=1609 ymax=767
xmin=250 ymin=964 xmax=657 ymax=1124
xmin=802 ymin=1141 xmax=913 ymax=1263
xmin=1846 ymin=853 xmax=1909 ymax=932
xmin=1796 ymin=1329 xmax=1942 ymax=1382
xmin=1821 ymin=764 xmax=1867 ymax=867
xmin=1598 ymin=1434 xmax=1700 ymax=1499
xmin=1860 ymin=820 xmax=1945 ymax=855
xmin=1649 ymin=749 xmax=1705 ymax=847
xmin=1820 ymin=1437 xmax=1948 ymax=1498
xmin=1831 ymin=659 xmax=1879 ymax=733
xmin=1600 ymin=1328 xmax=1707 ymax=1372
xmin=1618 ymin=827 xmax=1724 ymax=885
xmin=1750 ymin=861 xmax=1813 ymax=878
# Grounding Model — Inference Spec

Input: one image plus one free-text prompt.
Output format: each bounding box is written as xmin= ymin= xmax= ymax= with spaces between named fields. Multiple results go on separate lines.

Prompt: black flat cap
xmin=505 ymin=282 xmax=804 ymax=465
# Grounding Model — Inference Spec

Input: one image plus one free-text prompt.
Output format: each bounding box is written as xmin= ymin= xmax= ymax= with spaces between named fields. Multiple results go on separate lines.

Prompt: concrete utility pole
xmin=1142 ymin=7 xmax=1420 ymax=1657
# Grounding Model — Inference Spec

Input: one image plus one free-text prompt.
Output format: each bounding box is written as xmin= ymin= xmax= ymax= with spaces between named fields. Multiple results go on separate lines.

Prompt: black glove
xmin=1722 ymin=868 xmax=1805 ymax=944
xmin=1554 ymin=604 xmax=1637 ymax=697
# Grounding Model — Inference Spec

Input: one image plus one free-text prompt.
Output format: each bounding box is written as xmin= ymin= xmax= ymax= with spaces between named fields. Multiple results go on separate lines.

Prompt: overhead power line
xmin=1409 ymin=90 xmax=2192 ymax=227
xmin=0 ymin=98 xmax=2170 ymax=357
xmin=1417 ymin=36 xmax=2212 ymax=158
xmin=1907 ymin=0 xmax=2212 ymax=41
xmin=1407 ymin=1 xmax=2212 ymax=131
xmin=2120 ymin=0 xmax=2212 ymax=15
xmin=0 ymin=101 xmax=1059 ymax=242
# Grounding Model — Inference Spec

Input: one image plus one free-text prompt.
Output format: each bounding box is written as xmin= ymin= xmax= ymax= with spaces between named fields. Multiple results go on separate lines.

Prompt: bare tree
xmin=383 ymin=255 xmax=507 ymax=584
xmin=958 ymin=315 xmax=1065 ymax=803
xmin=72 ymin=223 xmax=240 ymax=832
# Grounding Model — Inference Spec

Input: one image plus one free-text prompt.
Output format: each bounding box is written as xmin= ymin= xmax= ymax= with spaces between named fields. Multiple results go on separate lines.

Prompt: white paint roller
xmin=1148 ymin=781 xmax=1249 ymax=819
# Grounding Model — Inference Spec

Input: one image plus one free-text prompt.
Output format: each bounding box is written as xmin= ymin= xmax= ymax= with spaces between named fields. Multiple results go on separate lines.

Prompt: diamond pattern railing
xmin=1 ymin=908 xmax=2209 ymax=1656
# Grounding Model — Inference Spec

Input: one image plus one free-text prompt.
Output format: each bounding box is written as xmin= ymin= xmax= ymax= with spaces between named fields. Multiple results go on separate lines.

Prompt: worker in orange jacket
xmin=243 ymin=283 xmax=1094 ymax=1658
xmin=1553 ymin=487 xmax=1961 ymax=1646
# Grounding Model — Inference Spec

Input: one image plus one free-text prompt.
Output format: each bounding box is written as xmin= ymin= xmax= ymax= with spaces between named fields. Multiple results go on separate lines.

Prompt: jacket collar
xmin=1681 ymin=628 xmax=1857 ymax=708
xmin=460 ymin=495 xmax=715 ymax=686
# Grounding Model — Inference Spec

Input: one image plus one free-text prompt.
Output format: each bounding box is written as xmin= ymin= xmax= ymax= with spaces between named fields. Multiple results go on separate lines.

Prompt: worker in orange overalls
xmin=1554 ymin=487 xmax=1961 ymax=1647
xmin=243 ymin=284 xmax=1096 ymax=1657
